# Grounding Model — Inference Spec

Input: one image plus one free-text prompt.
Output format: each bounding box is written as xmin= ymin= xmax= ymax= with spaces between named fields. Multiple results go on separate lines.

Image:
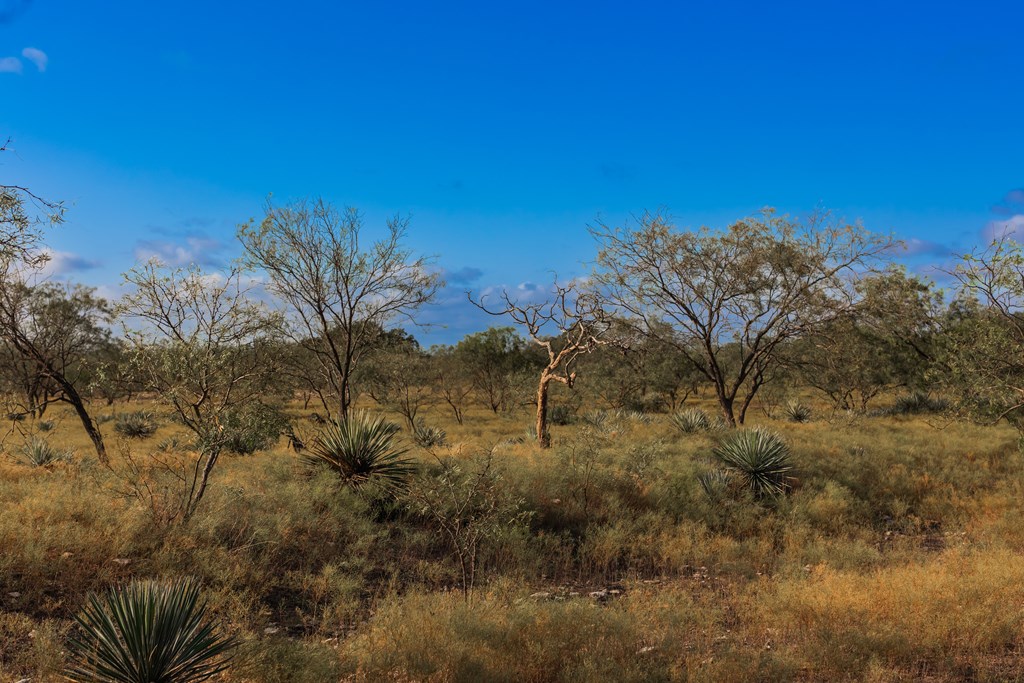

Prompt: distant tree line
xmin=5 ymin=150 xmax=1024 ymax=512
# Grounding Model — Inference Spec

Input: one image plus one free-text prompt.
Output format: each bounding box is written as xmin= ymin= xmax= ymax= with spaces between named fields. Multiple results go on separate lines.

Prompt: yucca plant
xmin=16 ymin=437 xmax=71 ymax=467
xmin=712 ymin=428 xmax=793 ymax=499
xmin=114 ymin=411 xmax=159 ymax=439
xmin=696 ymin=468 xmax=733 ymax=499
xmin=670 ymin=408 xmax=710 ymax=434
xmin=303 ymin=411 xmax=415 ymax=491
xmin=65 ymin=577 xmax=236 ymax=683
xmin=412 ymin=420 xmax=448 ymax=449
xmin=784 ymin=400 xmax=812 ymax=423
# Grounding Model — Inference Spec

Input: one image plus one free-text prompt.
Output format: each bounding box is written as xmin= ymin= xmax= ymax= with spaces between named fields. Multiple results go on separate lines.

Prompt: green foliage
xmin=65 ymin=576 xmax=236 ymax=683
xmin=713 ymin=428 xmax=793 ymax=499
xmin=670 ymin=408 xmax=710 ymax=434
xmin=696 ymin=468 xmax=733 ymax=500
xmin=15 ymin=437 xmax=71 ymax=467
xmin=303 ymin=411 xmax=415 ymax=491
xmin=548 ymin=404 xmax=574 ymax=426
xmin=412 ymin=420 xmax=448 ymax=449
xmin=877 ymin=391 xmax=950 ymax=417
xmin=784 ymin=400 xmax=812 ymax=423
xmin=114 ymin=411 xmax=159 ymax=439
xmin=220 ymin=402 xmax=290 ymax=455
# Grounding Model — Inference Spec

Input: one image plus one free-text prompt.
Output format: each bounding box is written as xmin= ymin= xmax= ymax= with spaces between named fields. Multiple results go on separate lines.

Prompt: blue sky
xmin=1 ymin=0 xmax=1022 ymax=343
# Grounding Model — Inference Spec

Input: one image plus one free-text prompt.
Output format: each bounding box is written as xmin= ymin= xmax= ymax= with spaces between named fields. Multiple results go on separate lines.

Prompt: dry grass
xmin=2 ymin=396 xmax=1024 ymax=681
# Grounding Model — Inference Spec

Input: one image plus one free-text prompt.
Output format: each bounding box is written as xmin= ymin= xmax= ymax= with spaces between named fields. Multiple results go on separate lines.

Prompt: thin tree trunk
xmin=536 ymin=374 xmax=551 ymax=448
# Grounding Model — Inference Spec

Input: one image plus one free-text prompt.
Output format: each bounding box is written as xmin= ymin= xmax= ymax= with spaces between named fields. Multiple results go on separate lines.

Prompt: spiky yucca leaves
xmin=16 ymin=437 xmax=71 ymax=467
xmin=697 ymin=468 xmax=733 ymax=500
xmin=412 ymin=420 xmax=448 ymax=449
xmin=114 ymin=411 xmax=159 ymax=439
xmin=670 ymin=408 xmax=710 ymax=434
xmin=712 ymin=428 xmax=793 ymax=499
xmin=303 ymin=411 xmax=415 ymax=491
xmin=784 ymin=400 xmax=812 ymax=423
xmin=65 ymin=577 xmax=235 ymax=683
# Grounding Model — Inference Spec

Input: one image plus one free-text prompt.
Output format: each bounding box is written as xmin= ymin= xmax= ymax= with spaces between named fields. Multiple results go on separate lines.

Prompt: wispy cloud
xmin=902 ymin=237 xmax=950 ymax=258
xmin=982 ymin=214 xmax=1024 ymax=241
xmin=0 ymin=57 xmax=22 ymax=74
xmin=21 ymin=47 xmax=46 ymax=72
xmin=40 ymin=249 xmax=102 ymax=276
xmin=134 ymin=236 xmax=225 ymax=267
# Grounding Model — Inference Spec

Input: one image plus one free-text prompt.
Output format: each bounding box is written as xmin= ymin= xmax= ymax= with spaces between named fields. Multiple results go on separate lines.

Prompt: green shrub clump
xmin=113 ymin=411 xmax=159 ymax=439
xmin=713 ymin=428 xmax=793 ymax=499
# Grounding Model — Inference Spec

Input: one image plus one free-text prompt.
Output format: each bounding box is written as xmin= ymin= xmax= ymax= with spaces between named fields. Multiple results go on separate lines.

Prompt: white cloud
xmin=21 ymin=47 xmax=47 ymax=72
xmin=39 ymin=249 xmax=102 ymax=277
xmin=133 ymin=236 xmax=224 ymax=267
xmin=983 ymin=214 xmax=1024 ymax=241
xmin=0 ymin=57 xmax=22 ymax=74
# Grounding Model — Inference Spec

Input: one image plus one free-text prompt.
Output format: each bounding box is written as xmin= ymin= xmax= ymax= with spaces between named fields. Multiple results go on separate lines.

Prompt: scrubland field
xmin=3 ymin=394 xmax=1024 ymax=683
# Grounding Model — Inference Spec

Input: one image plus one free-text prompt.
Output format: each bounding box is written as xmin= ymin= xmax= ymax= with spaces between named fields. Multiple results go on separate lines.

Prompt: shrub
xmin=65 ymin=577 xmax=236 ymax=683
xmin=412 ymin=420 xmax=448 ymax=449
xmin=670 ymin=408 xmax=710 ymax=434
xmin=15 ymin=437 xmax=71 ymax=467
xmin=302 ymin=411 xmax=414 ymax=491
xmin=37 ymin=420 xmax=54 ymax=432
xmin=696 ymin=468 xmax=732 ymax=499
xmin=114 ymin=411 xmax=159 ymax=439
xmin=713 ymin=428 xmax=792 ymax=499
xmin=548 ymin=404 xmax=574 ymax=426
xmin=220 ymin=402 xmax=290 ymax=455
xmin=884 ymin=391 xmax=950 ymax=416
xmin=784 ymin=400 xmax=812 ymax=423
xmin=156 ymin=435 xmax=185 ymax=452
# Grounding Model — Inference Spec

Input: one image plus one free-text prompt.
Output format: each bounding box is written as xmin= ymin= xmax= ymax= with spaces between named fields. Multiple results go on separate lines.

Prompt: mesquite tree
xmin=592 ymin=208 xmax=895 ymax=426
xmin=239 ymin=198 xmax=442 ymax=419
xmin=118 ymin=262 xmax=280 ymax=521
xmin=0 ymin=140 xmax=110 ymax=459
xmin=473 ymin=280 xmax=611 ymax=447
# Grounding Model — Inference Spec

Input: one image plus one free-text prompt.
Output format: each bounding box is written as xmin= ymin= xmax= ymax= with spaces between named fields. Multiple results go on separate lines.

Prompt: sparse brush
xmin=302 ymin=411 xmax=414 ymax=491
xmin=670 ymin=408 xmax=710 ymax=434
xmin=413 ymin=420 xmax=448 ymax=448
xmin=713 ymin=428 xmax=793 ymax=499
xmin=624 ymin=410 xmax=653 ymax=424
xmin=220 ymin=402 xmax=290 ymax=455
xmin=548 ymin=404 xmax=574 ymax=426
xmin=15 ymin=437 xmax=71 ymax=467
xmin=580 ymin=410 xmax=610 ymax=429
xmin=784 ymin=400 xmax=812 ymax=423
xmin=114 ymin=411 xmax=159 ymax=439
xmin=156 ymin=435 xmax=185 ymax=452
xmin=37 ymin=420 xmax=54 ymax=432
xmin=65 ymin=576 xmax=236 ymax=683
xmin=697 ymin=468 xmax=733 ymax=499
xmin=882 ymin=391 xmax=950 ymax=416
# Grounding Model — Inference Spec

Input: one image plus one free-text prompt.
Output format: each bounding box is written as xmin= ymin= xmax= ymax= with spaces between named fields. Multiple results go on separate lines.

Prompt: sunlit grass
xmin=1 ymin=396 xmax=1023 ymax=681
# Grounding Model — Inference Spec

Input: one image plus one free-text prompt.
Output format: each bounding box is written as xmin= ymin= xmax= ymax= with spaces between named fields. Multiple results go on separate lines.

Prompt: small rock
xmin=112 ymin=558 xmax=131 ymax=566
xmin=263 ymin=627 xmax=280 ymax=635
xmin=8 ymin=591 xmax=21 ymax=598
xmin=608 ymin=589 xmax=622 ymax=596
xmin=529 ymin=591 xmax=551 ymax=600
xmin=638 ymin=646 xmax=657 ymax=655
xmin=61 ymin=552 xmax=73 ymax=559
xmin=589 ymin=590 xmax=608 ymax=601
